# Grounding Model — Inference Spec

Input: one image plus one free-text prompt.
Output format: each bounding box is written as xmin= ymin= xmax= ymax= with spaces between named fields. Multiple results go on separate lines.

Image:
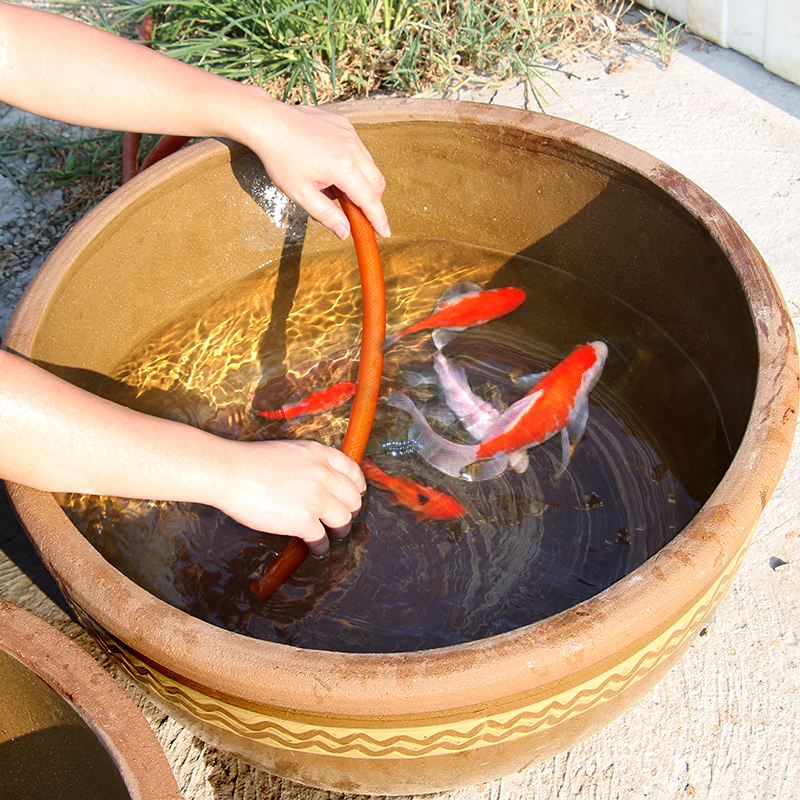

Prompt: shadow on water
xmin=485 ymin=174 xmax=758 ymax=505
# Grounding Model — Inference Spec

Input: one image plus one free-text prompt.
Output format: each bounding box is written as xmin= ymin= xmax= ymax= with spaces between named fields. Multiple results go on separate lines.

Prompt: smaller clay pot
xmin=0 ymin=600 xmax=182 ymax=800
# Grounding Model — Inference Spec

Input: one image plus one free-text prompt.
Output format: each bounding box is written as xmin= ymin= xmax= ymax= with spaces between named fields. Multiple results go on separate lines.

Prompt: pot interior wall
xmin=29 ymin=119 xmax=757 ymax=504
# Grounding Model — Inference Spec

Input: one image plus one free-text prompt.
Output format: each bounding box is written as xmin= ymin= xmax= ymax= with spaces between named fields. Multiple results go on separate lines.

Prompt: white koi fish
xmin=432 ymin=352 xmax=529 ymax=473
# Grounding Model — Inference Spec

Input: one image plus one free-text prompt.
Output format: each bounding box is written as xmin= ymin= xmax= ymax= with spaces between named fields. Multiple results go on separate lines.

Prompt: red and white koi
xmin=385 ymin=282 xmax=526 ymax=349
xmin=386 ymin=341 xmax=608 ymax=479
xmin=255 ymin=381 xmax=356 ymax=421
xmin=360 ymin=458 xmax=466 ymax=521
xmin=478 ymin=341 xmax=608 ymax=466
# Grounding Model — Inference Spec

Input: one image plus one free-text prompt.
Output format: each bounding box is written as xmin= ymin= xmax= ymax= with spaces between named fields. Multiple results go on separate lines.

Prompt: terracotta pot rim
xmin=5 ymin=99 xmax=797 ymax=716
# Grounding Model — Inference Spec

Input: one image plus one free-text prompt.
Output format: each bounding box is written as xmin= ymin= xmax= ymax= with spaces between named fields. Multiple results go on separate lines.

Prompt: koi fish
xmin=477 ymin=341 xmax=608 ymax=466
xmin=432 ymin=352 xmax=529 ymax=473
xmin=386 ymin=341 xmax=608 ymax=479
xmin=360 ymin=458 xmax=466 ymax=520
xmin=385 ymin=283 xmax=526 ymax=349
xmin=255 ymin=381 xmax=357 ymax=421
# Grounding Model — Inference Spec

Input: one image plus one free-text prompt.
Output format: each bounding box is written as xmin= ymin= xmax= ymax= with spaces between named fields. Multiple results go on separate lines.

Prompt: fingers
xmin=305 ymin=517 xmax=353 ymax=557
xmin=295 ymin=446 xmax=364 ymax=555
xmin=298 ymin=167 xmax=390 ymax=242
xmin=327 ymin=522 xmax=352 ymax=541
xmin=326 ymin=448 xmax=366 ymax=494
xmin=277 ymin=106 xmax=390 ymax=240
xmin=335 ymin=158 xmax=390 ymax=239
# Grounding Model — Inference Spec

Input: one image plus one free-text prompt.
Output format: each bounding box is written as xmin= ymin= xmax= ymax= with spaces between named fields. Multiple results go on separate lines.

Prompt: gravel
xmin=0 ymin=106 xmax=98 ymax=337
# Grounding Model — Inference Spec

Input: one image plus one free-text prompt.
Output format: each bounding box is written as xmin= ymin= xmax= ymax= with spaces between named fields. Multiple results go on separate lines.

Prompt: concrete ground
xmin=2 ymin=24 xmax=799 ymax=800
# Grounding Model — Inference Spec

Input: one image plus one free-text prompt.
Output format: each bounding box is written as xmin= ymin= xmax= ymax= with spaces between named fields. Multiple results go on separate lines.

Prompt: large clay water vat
xmin=4 ymin=99 xmax=797 ymax=794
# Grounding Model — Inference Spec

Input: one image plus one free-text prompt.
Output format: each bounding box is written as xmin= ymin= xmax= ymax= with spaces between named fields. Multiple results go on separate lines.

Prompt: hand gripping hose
xmin=249 ymin=188 xmax=385 ymax=600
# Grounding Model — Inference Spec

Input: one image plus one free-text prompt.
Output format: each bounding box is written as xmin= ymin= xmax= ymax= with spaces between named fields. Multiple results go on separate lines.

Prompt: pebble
xmin=770 ymin=556 xmax=792 ymax=574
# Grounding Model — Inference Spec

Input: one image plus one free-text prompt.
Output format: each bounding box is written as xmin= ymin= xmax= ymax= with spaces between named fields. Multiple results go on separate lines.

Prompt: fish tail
xmin=385 ymin=392 xmax=478 ymax=479
xmin=382 ymin=330 xmax=402 ymax=350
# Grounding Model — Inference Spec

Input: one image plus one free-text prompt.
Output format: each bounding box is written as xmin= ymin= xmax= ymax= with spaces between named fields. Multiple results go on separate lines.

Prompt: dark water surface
xmin=63 ymin=239 xmax=729 ymax=653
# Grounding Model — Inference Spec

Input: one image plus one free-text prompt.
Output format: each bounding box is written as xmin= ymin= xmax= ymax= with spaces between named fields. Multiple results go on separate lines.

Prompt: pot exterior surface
xmin=61 ymin=530 xmax=750 ymax=794
xmin=5 ymin=99 xmax=797 ymax=794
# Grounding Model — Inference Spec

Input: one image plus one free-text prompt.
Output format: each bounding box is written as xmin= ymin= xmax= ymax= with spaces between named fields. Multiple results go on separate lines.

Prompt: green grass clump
xmin=10 ymin=1 xmax=637 ymax=205
xmin=642 ymin=8 xmax=684 ymax=67
xmin=71 ymin=0 xmax=629 ymax=107
xmin=0 ymin=115 xmax=125 ymax=206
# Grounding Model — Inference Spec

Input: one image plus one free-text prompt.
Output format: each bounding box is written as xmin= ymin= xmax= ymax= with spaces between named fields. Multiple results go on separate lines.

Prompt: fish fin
xmin=555 ymin=398 xmax=590 ymax=475
xmin=399 ymin=366 xmax=438 ymax=388
xmin=514 ymin=370 xmax=549 ymax=391
xmin=434 ymin=281 xmax=483 ymax=311
xmin=255 ymin=409 xmax=286 ymax=420
xmin=481 ymin=389 xmax=544 ymax=440
xmin=431 ymin=327 xmax=460 ymax=350
xmin=556 ymin=428 xmax=572 ymax=477
xmin=566 ymin=396 xmax=590 ymax=449
xmin=462 ymin=454 xmax=511 ymax=481
xmin=508 ymin=450 xmax=529 ymax=473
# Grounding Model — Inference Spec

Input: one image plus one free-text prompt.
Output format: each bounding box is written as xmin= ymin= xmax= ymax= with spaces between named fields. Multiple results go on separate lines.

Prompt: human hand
xmin=0 ymin=5 xmax=388 ymax=241
xmin=210 ymin=438 xmax=366 ymax=556
xmin=238 ymin=97 xmax=390 ymax=240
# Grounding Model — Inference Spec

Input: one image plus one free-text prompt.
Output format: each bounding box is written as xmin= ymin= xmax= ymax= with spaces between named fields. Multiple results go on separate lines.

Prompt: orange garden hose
xmin=123 ymin=136 xmax=385 ymax=601
xmin=119 ymin=18 xmax=386 ymax=601
xmin=249 ymin=188 xmax=386 ymax=600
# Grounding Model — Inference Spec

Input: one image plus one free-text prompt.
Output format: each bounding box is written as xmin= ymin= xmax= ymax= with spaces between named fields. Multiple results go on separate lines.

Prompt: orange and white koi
xmin=255 ymin=381 xmax=357 ymax=421
xmin=386 ymin=341 xmax=608 ymax=479
xmin=360 ymin=458 xmax=466 ymax=521
xmin=477 ymin=341 xmax=607 ymax=465
xmin=385 ymin=283 xmax=526 ymax=349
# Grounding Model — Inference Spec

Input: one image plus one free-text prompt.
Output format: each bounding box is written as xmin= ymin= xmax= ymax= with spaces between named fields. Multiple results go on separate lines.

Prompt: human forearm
xmin=0 ymin=350 xmax=223 ymax=500
xmin=0 ymin=351 xmax=363 ymax=552
xmin=0 ymin=2 xmax=263 ymax=137
xmin=0 ymin=2 xmax=389 ymax=238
